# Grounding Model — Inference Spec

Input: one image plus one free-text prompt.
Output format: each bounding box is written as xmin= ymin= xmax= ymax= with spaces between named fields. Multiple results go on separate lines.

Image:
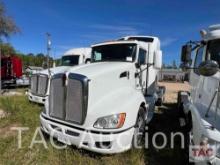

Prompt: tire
xmin=156 ymin=98 xmax=162 ymax=106
xmin=185 ymin=116 xmax=194 ymax=165
xmin=185 ymin=113 xmax=193 ymax=133
xmin=177 ymin=91 xmax=185 ymax=117
xmin=85 ymin=59 xmax=91 ymax=64
xmin=41 ymin=129 xmax=50 ymax=140
xmin=132 ymin=107 xmax=146 ymax=148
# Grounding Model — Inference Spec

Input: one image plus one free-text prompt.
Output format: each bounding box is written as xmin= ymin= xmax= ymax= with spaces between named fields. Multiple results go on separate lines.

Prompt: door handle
xmin=119 ymin=71 xmax=129 ymax=79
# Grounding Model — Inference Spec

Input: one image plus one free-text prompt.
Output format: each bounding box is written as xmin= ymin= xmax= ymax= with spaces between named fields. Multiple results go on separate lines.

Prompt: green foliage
xmin=17 ymin=52 xmax=54 ymax=68
xmin=55 ymin=58 xmax=62 ymax=66
xmin=0 ymin=43 xmax=16 ymax=55
xmin=0 ymin=42 xmax=55 ymax=68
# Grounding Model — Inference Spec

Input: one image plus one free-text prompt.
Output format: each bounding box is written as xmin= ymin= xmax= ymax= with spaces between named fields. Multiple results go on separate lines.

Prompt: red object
xmin=1 ymin=56 xmax=22 ymax=83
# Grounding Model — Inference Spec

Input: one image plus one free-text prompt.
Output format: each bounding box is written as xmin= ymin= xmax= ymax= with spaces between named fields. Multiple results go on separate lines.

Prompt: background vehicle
xmin=178 ymin=24 xmax=220 ymax=164
xmin=28 ymin=47 xmax=91 ymax=104
xmin=0 ymin=56 xmax=22 ymax=87
xmin=40 ymin=36 xmax=163 ymax=154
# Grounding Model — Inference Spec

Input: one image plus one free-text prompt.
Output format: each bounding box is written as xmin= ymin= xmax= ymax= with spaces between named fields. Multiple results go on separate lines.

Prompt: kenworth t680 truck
xmin=28 ymin=47 xmax=91 ymax=104
xmin=40 ymin=36 xmax=163 ymax=154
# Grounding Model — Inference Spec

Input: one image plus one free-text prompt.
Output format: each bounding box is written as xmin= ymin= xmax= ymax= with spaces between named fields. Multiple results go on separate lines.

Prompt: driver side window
xmin=138 ymin=49 xmax=146 ymax=65
xmin=194 ymin=46 xmax=204 ymax=74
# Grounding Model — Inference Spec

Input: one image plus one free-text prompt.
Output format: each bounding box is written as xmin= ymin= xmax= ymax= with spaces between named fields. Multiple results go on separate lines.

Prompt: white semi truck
xmin=40 ymin=36 xmax=163 ymax=154
xmin=28 ymin=48 xmax=91 ymax=104
xmin=178 ymin=25 xmax=220 ymax=164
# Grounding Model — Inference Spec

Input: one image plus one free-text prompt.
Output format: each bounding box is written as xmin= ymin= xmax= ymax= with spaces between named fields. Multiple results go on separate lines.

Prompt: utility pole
xmin=46 ymin=33 xmax=51 ymax=75
xmin=46 ymin=33 xmax=51 ymax=68
xmin=0 ymin=46 xmax=1 ymax=95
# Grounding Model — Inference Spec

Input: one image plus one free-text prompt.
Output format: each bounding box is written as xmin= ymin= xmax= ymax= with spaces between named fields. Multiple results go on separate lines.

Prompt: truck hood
xmin=67 ymin=62 xmax=134 ymax=79
xmin=38 ymin=66 xmax=72 ymax=76
xmin=46 ymin=62 xmax=145 ymax=130
xmin=67 ymin=62 xmax=137 ymax=118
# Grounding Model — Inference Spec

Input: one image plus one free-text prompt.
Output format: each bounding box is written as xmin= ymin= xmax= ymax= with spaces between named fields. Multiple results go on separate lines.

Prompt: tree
xmin=0 ymin=42 xmax=16 ymax=55
xmin=0 ymin=1 xmax=20 ymax=42
xmin=162 ymin=63 xmax=166 ymax=69
xmin=172 ymin=60 xmax=177 ymax=69
xmin=0 ymin=1 xmax=20 ymax=94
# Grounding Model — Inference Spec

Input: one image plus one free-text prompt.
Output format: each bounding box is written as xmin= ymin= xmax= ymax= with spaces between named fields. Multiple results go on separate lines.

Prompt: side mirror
xmin=136 ymin=52 xmax=146 ymax=68
xmin=180 ymin=44 xmax=192 ymax=71
xmin=198 ymin=60 xmax=219 ymax=77
xmin=154 ymin=50 xmax=162 ymax=69
xmin=181 ymin=44 xmax=192 ymax=63
xmin=135 ymin=62 xmax=140 ymax=69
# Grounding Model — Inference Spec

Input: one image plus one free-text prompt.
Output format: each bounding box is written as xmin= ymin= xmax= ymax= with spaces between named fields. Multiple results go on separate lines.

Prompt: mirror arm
xmin=147 ymin=63 xmax=154 ymax=67
xmin=136 ymin=63 xmax=153 ymax=74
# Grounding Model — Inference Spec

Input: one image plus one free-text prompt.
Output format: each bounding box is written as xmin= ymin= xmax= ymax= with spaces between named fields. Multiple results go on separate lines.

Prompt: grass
xmin=0 ymin=94 xmax=146 ymax=165
xmin=0 ymin=90 xmax=188 ymax=165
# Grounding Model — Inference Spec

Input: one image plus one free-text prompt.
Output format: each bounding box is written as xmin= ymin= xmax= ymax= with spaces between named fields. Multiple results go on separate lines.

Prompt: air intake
xmin=49 ymin=73 xmax=89 ymax=125
xmin=30 ymin=74 xmax=48 ymax=96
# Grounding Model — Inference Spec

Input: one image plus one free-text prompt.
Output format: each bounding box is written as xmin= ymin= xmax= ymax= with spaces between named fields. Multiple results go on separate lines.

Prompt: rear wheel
xmin=177 ymin=91 xmax=184 ymax=116
xmin=156 ymin=98 xmax=163 ymax=106
xmin=132 ymin=107 xmax=146 ymax=148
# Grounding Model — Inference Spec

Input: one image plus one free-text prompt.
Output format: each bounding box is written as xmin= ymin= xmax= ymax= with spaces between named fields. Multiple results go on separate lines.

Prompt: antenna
xmin=46 ymin=33 xmax=51 ymax=76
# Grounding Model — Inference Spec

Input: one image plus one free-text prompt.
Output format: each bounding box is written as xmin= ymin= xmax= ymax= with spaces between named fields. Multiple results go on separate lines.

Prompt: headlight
xmin=94 ymin=113 xmax=126 ymax=129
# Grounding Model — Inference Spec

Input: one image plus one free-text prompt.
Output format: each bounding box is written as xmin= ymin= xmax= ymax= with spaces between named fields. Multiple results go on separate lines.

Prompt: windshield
xmin=92 ymin=44 xmax=137 ymax=62
xmin=207 ymin=39 xmax=220 ymax=66
xmin=61 ymin=55 xmax=79 ymax=66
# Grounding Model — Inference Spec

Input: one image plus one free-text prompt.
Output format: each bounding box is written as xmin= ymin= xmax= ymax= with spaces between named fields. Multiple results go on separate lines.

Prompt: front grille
xmin=49 ymin=74 xmax=65 ymax=119
xmin=30 ymin=75 xmax=38 ymax=94
xmin=49 ymin=73 xmax=89 ymax=125
xmin=30 ymin=74 xmax=48 ymax=96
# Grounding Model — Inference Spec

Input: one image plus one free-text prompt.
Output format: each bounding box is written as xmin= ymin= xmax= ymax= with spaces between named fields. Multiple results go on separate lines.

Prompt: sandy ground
xmin=1 ymin=91 xmax=23 ymax=96
xmin=158 ymin=81 xmax=191 ymax=103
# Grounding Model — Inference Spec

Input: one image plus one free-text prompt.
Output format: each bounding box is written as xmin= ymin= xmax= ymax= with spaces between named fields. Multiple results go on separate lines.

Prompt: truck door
xmin=136 ymin=48 xmax=147 ymax=94
xmin=200 ymin=40 xmax=220 ymax=126
xmin=190 ymin=45 xmax=205 ymax=102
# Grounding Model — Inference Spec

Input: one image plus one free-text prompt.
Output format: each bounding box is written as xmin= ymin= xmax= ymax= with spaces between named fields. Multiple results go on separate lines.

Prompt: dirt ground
xmin=159 ymin=81 xmax=191 ymax=103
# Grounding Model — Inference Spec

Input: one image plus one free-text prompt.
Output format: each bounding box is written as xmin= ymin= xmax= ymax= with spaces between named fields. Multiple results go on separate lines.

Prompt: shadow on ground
xmin=145 ymin=103 xmax=189 ymax=165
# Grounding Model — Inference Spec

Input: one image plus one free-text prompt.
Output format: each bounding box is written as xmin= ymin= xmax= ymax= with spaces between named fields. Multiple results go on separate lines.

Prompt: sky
xmin=3 ymin=0 xmax=220 ymax=64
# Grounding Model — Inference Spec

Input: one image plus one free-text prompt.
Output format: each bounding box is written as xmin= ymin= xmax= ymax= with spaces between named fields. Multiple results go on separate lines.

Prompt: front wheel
xmin=132 ymin=107 xmax=146 ymax=148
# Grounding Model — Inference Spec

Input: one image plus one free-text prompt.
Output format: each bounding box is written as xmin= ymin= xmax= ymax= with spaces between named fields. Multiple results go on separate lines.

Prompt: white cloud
xmin=90 ymin=24 xmax=139 ymax=35
xmin=161 ymin=38 xmax=177 ymax=47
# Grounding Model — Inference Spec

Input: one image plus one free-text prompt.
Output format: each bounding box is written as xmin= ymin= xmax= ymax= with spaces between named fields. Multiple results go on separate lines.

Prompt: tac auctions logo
xmin=189 ymin=141 xmax=217 ymax=163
